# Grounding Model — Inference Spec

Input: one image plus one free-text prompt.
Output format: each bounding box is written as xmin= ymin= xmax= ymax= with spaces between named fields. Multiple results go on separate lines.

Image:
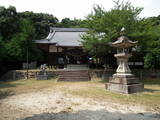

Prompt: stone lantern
xmin=106 ymin=28 xmax=144 ymax=94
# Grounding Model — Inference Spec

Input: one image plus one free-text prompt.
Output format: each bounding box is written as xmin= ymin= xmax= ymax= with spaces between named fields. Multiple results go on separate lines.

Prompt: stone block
xmin=105 ymin=83 xmax=144 ymax=94
xmin=109 ymin=74 xmax=139 ymax=85
xmin=36 ymin=75 xmax=49 ymax=80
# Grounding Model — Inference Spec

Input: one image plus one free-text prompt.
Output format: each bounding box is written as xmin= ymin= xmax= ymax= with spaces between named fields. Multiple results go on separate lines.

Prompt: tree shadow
xmin=143 ymin=88 xmax=160 ymax=93
xmin=0 ymin=90 xmax=14 ymax=100
xmin=142 ymin=78 xmax=160 ymax=85
xmin=0 ymin=82 xmax=21 ymax=88
xmin=21 ymin=109 xmax=160 ymax=120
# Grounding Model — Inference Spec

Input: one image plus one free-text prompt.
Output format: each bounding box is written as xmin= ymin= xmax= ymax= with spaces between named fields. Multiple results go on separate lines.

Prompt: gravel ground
xmin=0 ymin=90 xmax=160 ymax=120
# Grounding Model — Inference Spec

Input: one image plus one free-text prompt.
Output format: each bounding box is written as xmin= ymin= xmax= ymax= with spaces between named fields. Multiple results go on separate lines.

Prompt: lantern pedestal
xmin=106 ymin=53 xmax=143 ymax=94
xmin=106 ymin=82 xmax=143 ymax=94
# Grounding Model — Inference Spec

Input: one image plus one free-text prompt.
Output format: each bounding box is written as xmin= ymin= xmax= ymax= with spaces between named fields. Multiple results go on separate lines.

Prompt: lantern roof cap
xmin=111 ymin=28 xmax=138 ymax=48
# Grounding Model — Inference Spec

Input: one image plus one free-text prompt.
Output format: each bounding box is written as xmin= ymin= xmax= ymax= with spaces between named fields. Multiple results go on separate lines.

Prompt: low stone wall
xmin=12 ymin=70 xmax=58 ymax=80
xmin=0 ymin=70 xmax=58 ymax=80
xmin=1 ymin=69 xmax=160 ymax=81
xmin=12 ymin=69 xmax=114 ymax=80
xmin=89 ymin=69 xmax=115 ymax=81
xmin=0 ymin=69 xmax=107 ymax=80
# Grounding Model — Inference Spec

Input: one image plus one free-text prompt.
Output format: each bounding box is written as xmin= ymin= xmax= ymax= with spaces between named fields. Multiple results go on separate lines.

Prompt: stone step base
xmin=105 ymin=83 xmax=144 ymax=94
xmin=67 ymin=64 xmax=89 ymax=70
xmin=59 ymin=70 xmax=88 ymax=74
xmin=59 ymin=75 xmax=89 ymax=77
xmin=58 ymin=77 xmax=90 ymax=82
xmin=58 ymin=70 xmax=90 ymax=82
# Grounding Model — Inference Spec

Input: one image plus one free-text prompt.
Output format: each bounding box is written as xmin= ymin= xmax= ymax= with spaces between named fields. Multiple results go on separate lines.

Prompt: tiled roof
xmin=36 ymin=28 xmax=87 ymax=46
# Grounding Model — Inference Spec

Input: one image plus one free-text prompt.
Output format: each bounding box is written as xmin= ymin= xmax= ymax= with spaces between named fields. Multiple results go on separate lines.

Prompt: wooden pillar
xmin=47 ymin=44 xmax=50 ymax=65
xmin=57 ymin=46 xmax=59 ymax=52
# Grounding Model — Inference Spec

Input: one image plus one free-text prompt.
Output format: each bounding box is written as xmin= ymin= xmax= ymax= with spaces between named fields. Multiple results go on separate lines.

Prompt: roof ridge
xmin=50 ymin=30 xmax=56 ymax=40
xmin=50 ymin=27 xmax=88 ymax=32
xmin=46 ymin=29 xmax=56 ymax=40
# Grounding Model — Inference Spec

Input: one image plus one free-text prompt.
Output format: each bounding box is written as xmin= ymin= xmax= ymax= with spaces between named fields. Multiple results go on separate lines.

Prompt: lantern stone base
xmin=36 ymin=75 xmax=49 ymax=80
xmin=36 ymin=71 xmax=49 ymax=80
xmin=105 ymin=74 xmax=144 ymax=94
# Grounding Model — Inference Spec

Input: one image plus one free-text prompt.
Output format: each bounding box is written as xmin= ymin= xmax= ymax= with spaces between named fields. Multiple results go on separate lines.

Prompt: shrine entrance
xmin=65 ymin=48 xmax=88 ymax=64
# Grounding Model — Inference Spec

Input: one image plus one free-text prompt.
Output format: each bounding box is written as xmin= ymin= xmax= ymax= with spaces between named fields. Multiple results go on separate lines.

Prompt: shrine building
xmin=36 ymin=27 xmax=89 ymax=66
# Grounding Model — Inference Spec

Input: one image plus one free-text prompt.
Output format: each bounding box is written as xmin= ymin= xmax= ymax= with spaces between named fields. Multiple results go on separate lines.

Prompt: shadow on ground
xmin=0 ymin=82 xmax=21 ymax=88
xmin=0 ymin=90 xmax=14 ymax=100
xmin=22 ymin=110 xmax=160 ymax=120
xmin=143 ymin=88 xmax=160 ymax=93
xmin=142 ymin=79 xmax=160 ymax=85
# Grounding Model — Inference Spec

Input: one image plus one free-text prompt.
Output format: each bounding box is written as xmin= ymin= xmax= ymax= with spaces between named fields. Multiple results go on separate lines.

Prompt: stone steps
xmin=67 ymin=64 xmax=89 ymax=70
xmin=59 ymin=75 xmax=89 ymax=77
xmin=58 ymin=70 xmax=90 ymax=82
xmin=58 ymin=77 xmax=90 ymax=82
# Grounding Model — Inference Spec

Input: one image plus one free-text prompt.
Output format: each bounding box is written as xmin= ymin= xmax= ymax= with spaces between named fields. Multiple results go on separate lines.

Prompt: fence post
xmin=140 ymin=69 xmax=143 ymax=80
xmin=13 ymin=70 xmax=16 ymax=80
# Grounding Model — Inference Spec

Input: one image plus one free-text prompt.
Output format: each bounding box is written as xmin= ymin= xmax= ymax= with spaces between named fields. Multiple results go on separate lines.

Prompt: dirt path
xmin=0 ymin=89 xmax=159 ymax=120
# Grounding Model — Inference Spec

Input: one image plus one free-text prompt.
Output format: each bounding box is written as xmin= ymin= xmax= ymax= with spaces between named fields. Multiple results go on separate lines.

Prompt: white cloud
xmin=126 ymin=0 xmax=160 ymax=18
xmin=0 ymin=0 xmax=159 ymax=20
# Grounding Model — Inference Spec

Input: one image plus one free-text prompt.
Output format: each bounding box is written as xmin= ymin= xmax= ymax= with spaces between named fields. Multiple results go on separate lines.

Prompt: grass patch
xmin=0 ymin=78 xmax=160 ymax=112
xmin=141 ymin=78 xmax=160 ymax=85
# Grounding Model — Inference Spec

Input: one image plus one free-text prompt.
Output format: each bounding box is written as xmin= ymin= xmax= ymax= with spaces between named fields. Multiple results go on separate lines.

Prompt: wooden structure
xmin=36 ymin=28 xmax=88 ymax=67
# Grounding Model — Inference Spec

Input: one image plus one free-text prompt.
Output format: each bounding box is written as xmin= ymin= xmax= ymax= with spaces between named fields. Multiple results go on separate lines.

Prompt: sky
xmin=0 ymin=0 xmax=160 ymax=20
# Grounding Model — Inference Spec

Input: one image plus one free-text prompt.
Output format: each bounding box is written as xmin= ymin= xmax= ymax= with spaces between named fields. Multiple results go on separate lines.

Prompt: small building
xmin=36 ymin=27 xmax=88 ymax=67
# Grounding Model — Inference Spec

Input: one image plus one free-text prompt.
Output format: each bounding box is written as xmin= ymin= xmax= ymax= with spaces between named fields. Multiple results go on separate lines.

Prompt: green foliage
xmin=82 ymin=1 xmax=144 ymax=56
xmin=0 ymin=6 xmax=20 ymax=40
xmin=143 ymin=24 xmax=160 ymax=68
xmin=59 ymin=18 xmax=86 ymax=28
xmin=19 ymin=11 xmax=59 ymax=39
xmin=0 ymin=37 xmax=5 ymax=60
xmin=82 ymin=0 xmax=160 ymax=69
xmin=6 ymin=19 xmax=42 ymax=61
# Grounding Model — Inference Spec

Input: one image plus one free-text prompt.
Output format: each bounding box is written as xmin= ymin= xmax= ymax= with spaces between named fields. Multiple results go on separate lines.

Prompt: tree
xmin=0 ymin=6 xmax=20 ymax=40
xmin=0 ymin=37 xmax=5 ymax=61
xmin=58 ymin=17 xmax=86 ymax=28
xmin=81 ymin=0 xmax=160 ymax=69
xmin=81 ymin=1 xmax=144 ymax=56
xmin=6 ymin=19 xmax=42 ymax=62
xmin=143 ymin=21 xmax=160 ymax=69
xmin=19 ymin=11 xmax=59 ymax=39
